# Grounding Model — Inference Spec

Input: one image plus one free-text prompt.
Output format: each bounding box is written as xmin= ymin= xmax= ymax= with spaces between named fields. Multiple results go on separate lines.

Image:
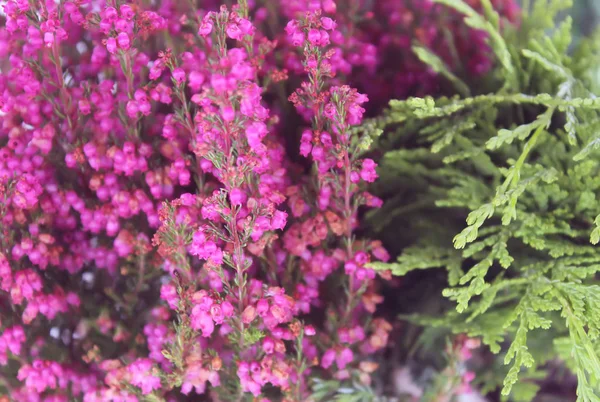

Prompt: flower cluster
xmin=0 ymin=0 xmax=518 ymax=400
xmin=276 ymin=0 xmax=520 ymax=111
xmin=284 ymin=12 xmax=394 ymax=388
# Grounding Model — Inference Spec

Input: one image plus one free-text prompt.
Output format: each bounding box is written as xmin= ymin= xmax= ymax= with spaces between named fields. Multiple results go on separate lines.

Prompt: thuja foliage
xmin=370 ymin=0 xmax=600 ymax=400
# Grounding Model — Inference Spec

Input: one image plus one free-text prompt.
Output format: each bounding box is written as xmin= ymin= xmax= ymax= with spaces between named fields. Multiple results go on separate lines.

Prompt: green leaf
xmin=433 ymin=0 xmax=518 ymax=90
xmin=413 ymin=44 xmax=471 ymax=97
xmin=502 ymin=318 xmax=535 ymax=396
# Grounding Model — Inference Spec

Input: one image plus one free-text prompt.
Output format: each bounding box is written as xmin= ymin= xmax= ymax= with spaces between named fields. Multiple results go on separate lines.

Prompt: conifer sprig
xmin=370 ymin=0 xmax=600 ymax=400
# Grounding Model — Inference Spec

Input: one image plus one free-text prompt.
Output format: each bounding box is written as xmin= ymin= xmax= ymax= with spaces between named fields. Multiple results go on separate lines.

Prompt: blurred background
xmin=571 ymin=0 xmax=600 ymax=38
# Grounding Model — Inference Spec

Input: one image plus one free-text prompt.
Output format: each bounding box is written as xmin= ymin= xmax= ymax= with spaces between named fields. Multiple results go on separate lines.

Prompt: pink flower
xmin=256 ymin=299 xmax=269 ymax=316
xmin=360 ymin=159 xmax=378 ymax=182
xmin=160 ymin=283 xmax=179 ymax=310
xmin=117 ymin=32 xmax=130 ymax=49
xmin=246 ymin=122 xmax=268 ymax=153
xmin=198 ymin=16 xmax=213 ymax=36
xmin=0 ymin=326 xmax=26 ymax=365
xmin=78 ymin=100 xmax=91 ymax=115
xmin=43 ymin=32 xmax=54 ymax=47
xmin=321 ymin=349 xmax=336 ymax=369
xmin=189 ymin=71 xmax=205 ymax=91
xmin=271 ymin=210 xmax=287 ymax=230
xmin=120 ymin=5 xmax=135 ymax=20
xmin=172 ymin=68 xmax=186 ymax=84
xmin=226 ymin=23 xmax=243 ymax=40
xmin=336 ymin=347 xmax=354 ymax=369
xmin=128 ymin=359 xmax=162 ymax=394
xmin=291 ymin=31 xmax=305 ymax=46
xmin=191 ymin=309 xmax=215 ymax=337
xmin=221 ymin=301 xmax=234 ymax=317
xmin=262 ymin=337 xmax=274 ymax=354
xmin=308 ymin=29 xmax=321 ymax=45
xmin=242 ymin=305 xmax=256 ymax=324
xmin=17 ymin=360 xmax=63 ymax=393
xmin=229 ymin=188 xmax=247 ymax=206
xmin=321 ymin=17 xmax=337 ymax=30
xmin=210 ymin=304 xmax=224 ymax=324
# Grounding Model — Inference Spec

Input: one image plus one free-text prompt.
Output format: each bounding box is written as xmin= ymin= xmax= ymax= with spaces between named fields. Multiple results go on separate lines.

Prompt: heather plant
xmin=370 ymin=0 xmax=600 ymax=401
xmin=0 ymin=0 xmax=396 ymax=400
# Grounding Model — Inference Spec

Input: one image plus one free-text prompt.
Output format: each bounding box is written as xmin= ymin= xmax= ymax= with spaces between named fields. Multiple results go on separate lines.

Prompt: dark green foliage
xmin=368 ymin=0 xmax=600 ymax=400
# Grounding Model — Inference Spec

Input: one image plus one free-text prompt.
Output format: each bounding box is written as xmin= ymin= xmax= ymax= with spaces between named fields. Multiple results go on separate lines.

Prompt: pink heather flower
xmin=355 ymin=251 xmax=368 ymax=265
xmin=13 ymin=174 xmax=42 ymax=210
xmin=229 ymin=188 xmax=247 ymax=206
xmin=43 ymin=32 xmax=54 ymax=47
xmin=120 ymin=5 xmax=135 ymax=20
xmin=291 ymin=31 xmax=305 ymax=46
xmin=104 ymin=6 xmax=118 ymax=21
xmin=318 ymin=185 xmax=331 ymax=210
xmin=117 ymin=32 xmax=130 ymax=49
xmin=321 ymin=17 xmax=337 ymax=30
xmin=181 ymin=361 xmax=220 ymax=395
xmin=221 ymin=301 xmax=234 ymax=317
xmin=256 ymin=299 xmax=269 ymax=316
xmin=242 ymin=305 xmax=257 ymax=324
xmin=12 ymin=269 xmax=43 ymax=305
xmin=304 ymin=325 xmax=316 ymax=336
xmin=191 ymin=309 xmax=215 ymax=337
xmin=78 ymin=100 xmax=91 ymax=115
xmin=126 ymin=101 xmax=139 ymax=117
xmin=308 ymin=29 xmax=321 ymax=45
xmin=271 ymin=210 xmax=287 ymax=230
xmin=321 ymin=349 xmax=336 ymax=369
xmin=144 ymin=323 xmax=171 ymax=366
xmin=323 ymin=0 xmax=337 ymax=13
xmin=284 ymin=20 xmax=298 ymax=36
xmin=0 ymin=326 xmax=26 ymax=365
xmin=222 ymin=105 xmax=235 ymax=122
xmin=458 ymin=371 xmax=476 ymax=394
xmin=246 ymin=122 xmax=268 ymax=153
xmin=238 ymin=18 xmax=254 ymax=36
xmin=190 ymin=230 xmax=224 ymax=265
xmin=106 ymin=37 xmax=117 ymax=53
xmin=300 ymin=142 xmax=312 ymax=157
xmin=189 ymin=71 xmax=205 ymax=91
xmin=319 ymin=30 xmax=330 ymax=46
xmin=226 ymin=23 xmax=243 ymax=40
xmin=360 ymin=159 xmax=378 ymax=182
xmin=210 ymin=304 xmax=224 ymax=324
xmin=344 ymin=261 xmax=357 ymax=275
xmin=251 ymin=216 xmax=271 ymax=241
xmin=172 ymin=68 xmax=186 ymax=84
xmin=262 ymin=337 xmax=274 ymax=354
xmin=17 ymin=360 xmax=64 ymax=393
xmin=160 ymin=283 xmax=179 ymax=310
xmin=128 ymin=359 xmax=162 ymax=394
xmin=198 ymin=16 xmax=213 ymax=36
xmin=336 ymin=347 xmax=354 ymax=369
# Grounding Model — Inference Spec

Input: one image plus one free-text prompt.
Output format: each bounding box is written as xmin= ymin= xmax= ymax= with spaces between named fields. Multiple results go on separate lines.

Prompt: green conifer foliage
xmin=369 ymin=1 xmax=600 ymax=400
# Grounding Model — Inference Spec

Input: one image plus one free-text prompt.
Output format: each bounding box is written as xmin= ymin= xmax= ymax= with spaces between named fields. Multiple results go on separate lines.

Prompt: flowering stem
xmin=50 ymin=42 xmax=73 ymax=130
xmin=341 ymin=149 xmax=356 ymax=326
xmin=238 ymin=0 xmax=248 ymax=18
xmin=231 ymin=218 xmax=246 ymax=355
xmin=174 ymin=86 xmax=196 ymax=137
xmin=171 ymin=74 xmax=204 ymax=193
